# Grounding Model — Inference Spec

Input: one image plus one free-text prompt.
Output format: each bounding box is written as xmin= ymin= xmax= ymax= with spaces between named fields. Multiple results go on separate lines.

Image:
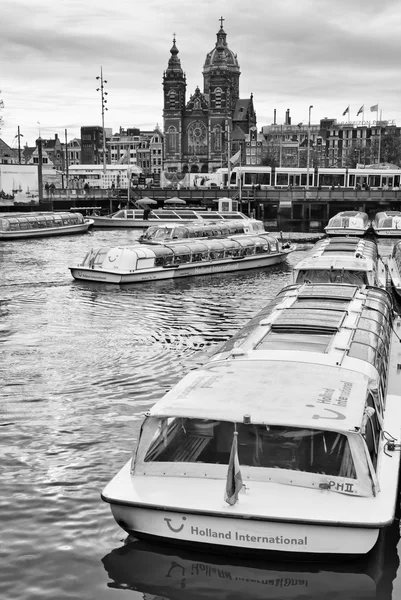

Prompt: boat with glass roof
xmin=292 ymin=236 xmax=387 ymax=288
xmin=372 ymin=211 xmax=401 ymax=237
xmin=0 ymin=211 xmax=93 ymax=240
xmin=324 ymin=211 xmax=371 ymax=236
xmin=69 ymin=232 xmax=294 ymax=284
xmin=102 ymin=283 xmax=401 ymax=556
xmin=138 ymin=218 xmax=266 ymax=244
xmin=387 ymin=240 xmax=401 ymax=299
xmin=90 ymin=208 xmax=252 ymax=228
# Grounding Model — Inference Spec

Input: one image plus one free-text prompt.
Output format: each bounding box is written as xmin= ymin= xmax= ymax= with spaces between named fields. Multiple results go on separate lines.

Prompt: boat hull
xmin=70 ymin=251 xmax=291 ymax=284
xmin=105 ymin=502 xmax=379 ymax=556
xmin=0 ymin=222 xmax=93 ymax=240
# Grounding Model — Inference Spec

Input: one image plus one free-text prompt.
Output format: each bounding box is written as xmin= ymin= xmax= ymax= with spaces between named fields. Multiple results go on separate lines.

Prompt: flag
xmin=224 ymin=431 xmax=243 ymax=506
xmin=297 ymin=122 xmax=303 ymax=128
xmin=370 ymin=104 xmax=378 ymax=112
xmin=229 ymin=150 xmax=241 ymax=166
xmin=357 ymin=105 xmax=364 ymax=116
xmin=342 ymin=106 xmax=349 ymax=116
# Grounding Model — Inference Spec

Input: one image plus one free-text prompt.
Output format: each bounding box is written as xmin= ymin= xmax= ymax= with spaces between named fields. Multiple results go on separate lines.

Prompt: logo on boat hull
xmin=164 ymin=516 xmax=187 ymax=532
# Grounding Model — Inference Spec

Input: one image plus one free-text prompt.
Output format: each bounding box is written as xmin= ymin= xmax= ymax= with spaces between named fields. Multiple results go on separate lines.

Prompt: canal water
xmin=1 ymin=228 xmax=400 ymax=600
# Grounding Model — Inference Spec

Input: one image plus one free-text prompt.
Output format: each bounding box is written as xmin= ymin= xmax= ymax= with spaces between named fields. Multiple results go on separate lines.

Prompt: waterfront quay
xmin=4 ymin=186 xmax=401 ymax=233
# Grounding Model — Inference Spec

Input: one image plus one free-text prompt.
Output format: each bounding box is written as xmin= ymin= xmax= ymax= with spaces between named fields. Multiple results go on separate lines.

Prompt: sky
xmin=1 ymin=0 xmax=401 ymax=149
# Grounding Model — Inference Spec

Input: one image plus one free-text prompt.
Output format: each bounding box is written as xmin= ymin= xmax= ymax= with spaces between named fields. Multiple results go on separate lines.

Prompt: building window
xmin=213 ymin=125 xmax=222 ymax=151
xmin=167 ymin=126 xmax=177 ymax=152
xmin=214 ymin=87 xmax=222 ymax=109
xmin=168 ymin=90 xmax=177 ymax=109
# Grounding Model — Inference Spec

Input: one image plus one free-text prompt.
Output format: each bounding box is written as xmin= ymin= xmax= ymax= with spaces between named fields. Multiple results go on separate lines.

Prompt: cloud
xmin=1 ymin=0 xmax=401 ymax=146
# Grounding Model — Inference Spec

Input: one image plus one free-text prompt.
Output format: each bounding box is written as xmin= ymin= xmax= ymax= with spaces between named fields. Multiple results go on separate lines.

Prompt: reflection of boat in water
xmin=292 ymin=236 xmax=387 ymax=288
xmin=69 ymin=233 xmax=294 ymax=284
xmin=101 ymin=283 xmax=401 ymax=556
xmin=102 ymin=522 xmax=400 ymax=600
xmin=0 ymin=212 xmax=93 ymax=240
xmin=372 ymin=211 xmax=401 ymax=237
xmin=91 ymin=208 xmax=252 ymax=228
xmin=325 ymin=211 xmax=371 ymax=236
xmin=138 ymin=218 xmax=265 ymax=244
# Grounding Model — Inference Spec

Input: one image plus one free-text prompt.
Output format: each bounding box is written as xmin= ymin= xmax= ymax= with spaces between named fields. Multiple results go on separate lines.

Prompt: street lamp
xmin=96 ymin=67 xmax=108 ymax=178
xmin=306 ymin=105 xmax=313 ymax=189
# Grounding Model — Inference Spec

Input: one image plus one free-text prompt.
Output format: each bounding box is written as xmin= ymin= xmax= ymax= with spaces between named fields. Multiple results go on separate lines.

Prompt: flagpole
xmin=378 ymin=109 xmax=382 ymax=165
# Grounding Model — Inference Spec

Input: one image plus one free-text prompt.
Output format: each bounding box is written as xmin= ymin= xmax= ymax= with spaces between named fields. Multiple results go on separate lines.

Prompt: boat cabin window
xmin=139 ymin=417 xmax=356 ymax=478
xmin=295 ymin=269 xmax=369 ymax=285
xmin=363 ymin=396 xmax=381 ymax=470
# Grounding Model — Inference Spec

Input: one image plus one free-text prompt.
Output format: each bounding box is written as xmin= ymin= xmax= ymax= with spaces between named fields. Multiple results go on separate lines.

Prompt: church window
xmin=194 ymin=98 xmax=201 ymax=110
xmin=167 ymin=126 xmax=177 ymax=152
xmin=214 ymin=87 xmax=222 ymax=109
xmin=213 ymin=125 xmax=222 ymax=151
xmin=168 ymin=90 xmax=177 ymax=109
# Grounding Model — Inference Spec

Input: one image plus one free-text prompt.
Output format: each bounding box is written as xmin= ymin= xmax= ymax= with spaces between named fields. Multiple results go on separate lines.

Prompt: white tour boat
xmin=387 ymin=240 xmax=401 ymax=299
xmin=90 ymin=208 xmax=252 ymax=228
xmin=372 ymin=211 xmax=401 ymax=237
xmin=324 ymin=211 xmax=371 ymax=236
xmin=102 ymin=283 xmax=401 ymax=556
xmin=69 ymin=233 xmax=294 ymax=284
xmin=138 ymin=218 xmax=265 ymax=244
xmin=0 ymin=212 xmax=93 ymax=240
xmin=292 ymin=236 xmax=387 ymax=288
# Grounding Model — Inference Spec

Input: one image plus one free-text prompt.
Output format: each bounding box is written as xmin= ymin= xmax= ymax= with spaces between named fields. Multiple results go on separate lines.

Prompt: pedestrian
xmin=143 ymin=207 xmax=151 ymax=220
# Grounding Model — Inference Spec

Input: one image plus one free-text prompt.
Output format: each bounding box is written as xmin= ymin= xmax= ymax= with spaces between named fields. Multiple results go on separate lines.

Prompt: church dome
xmin=203 ymin=22 xmax=240 ymax=74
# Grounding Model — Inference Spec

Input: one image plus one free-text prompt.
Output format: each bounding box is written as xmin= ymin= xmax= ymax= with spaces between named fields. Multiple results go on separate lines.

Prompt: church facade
xmin=162 ymin=19 xmax=257 ymax=174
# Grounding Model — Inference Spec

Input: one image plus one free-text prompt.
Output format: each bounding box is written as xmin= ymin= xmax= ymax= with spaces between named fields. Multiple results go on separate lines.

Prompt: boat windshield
xmin=136 ymin=417 xmax=356 ymax=479
xmin=295 ymin=269 xmax=370 ymax=285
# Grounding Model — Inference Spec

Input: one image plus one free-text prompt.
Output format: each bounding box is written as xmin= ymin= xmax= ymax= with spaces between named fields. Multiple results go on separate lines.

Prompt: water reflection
xmin=103 ymin=522 xmax=400 ymax=600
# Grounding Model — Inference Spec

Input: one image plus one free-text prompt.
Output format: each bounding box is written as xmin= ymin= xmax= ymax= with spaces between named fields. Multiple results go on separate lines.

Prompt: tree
xmin=378 ymin=132 xmax=401 ymax=165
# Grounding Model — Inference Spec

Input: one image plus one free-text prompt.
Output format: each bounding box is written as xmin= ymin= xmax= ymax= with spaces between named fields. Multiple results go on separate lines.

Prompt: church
xmin=162 ymin=18 xmax=257 ymax=174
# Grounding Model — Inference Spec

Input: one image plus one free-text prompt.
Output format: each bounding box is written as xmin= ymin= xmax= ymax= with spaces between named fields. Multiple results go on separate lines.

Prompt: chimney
xmin=273 ymin=109 xmax=276 ymax=125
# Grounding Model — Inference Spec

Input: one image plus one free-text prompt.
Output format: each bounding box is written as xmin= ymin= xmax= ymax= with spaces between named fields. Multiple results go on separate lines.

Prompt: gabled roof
xmin=233 ymin=99 xmax=250 ymax=121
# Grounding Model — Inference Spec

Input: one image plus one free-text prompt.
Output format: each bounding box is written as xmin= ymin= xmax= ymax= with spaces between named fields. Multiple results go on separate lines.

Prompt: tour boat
xmin=0 ymin=212 xmax=93 ymax=240
xmin=292 ymin=236 xmax=387 ymax=288
xmin=91 ymin=208 xmax=252 ymax=228
xmin=138 ymin=218 xmax=266 ymax=244
xmin=69 ymin=233 xmax=294 ymax=284
xmin=371 ymin=211 xmax=401 ymax=237
xmin=102 ymin=283 xmax=401 ymax=556
xmin=324 ymin=211 xmax=371 ymax=236
xmin=387 ymin=240 xmax=401 ymax=299
xmin=102 ymin=532 xmax=399 ymax=599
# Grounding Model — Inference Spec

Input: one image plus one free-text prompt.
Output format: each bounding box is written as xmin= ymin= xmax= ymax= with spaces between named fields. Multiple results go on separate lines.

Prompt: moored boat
xmin=324 ymin=211 xmax=371 ymax=236
xmin=387 ymin=240 xmax=401 ymax=299
xmin=0 ymin=212 xmax=93 ymax=240
xmin=372 ymin=211 xmax=401 ymax=237
xmin=138 ymin=218 xmax=265 ymax=244
xmin=91 ymin=208 xmax=252 ymax=228
xmin=292 ymin=236 xmax=387 ymax=288
xmin=69 ymin=233 xmax=294 ymax=284
xmin=102 ymin=283 xmax=401 ymax=556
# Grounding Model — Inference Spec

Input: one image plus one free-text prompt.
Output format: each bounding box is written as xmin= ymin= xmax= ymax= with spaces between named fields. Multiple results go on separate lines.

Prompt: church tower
xmin=163 ymin=37 xmax=186 ymax=171
xmin=203 ymin=18 xmax=241 ymax=170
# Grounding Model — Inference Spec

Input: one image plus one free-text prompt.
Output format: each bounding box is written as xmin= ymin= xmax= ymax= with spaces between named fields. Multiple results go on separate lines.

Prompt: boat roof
xmin=150 ymin=360 xmax=369 ymax=433
xmin=109 ymin=209 xmax=250 ymax=221
xmin=294 ymin=255 xmax=374 ymax=270
xmin=294 ymin=237 xmax=378 ymax=269
xmin=150 ymin=283 xmax=393 ymax=433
